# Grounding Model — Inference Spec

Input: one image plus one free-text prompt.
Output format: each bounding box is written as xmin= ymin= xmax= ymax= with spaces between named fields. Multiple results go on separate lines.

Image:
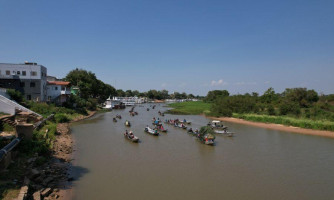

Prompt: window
xmin=31 ymin=71 xmax=37 ymax=76
xmin=27 ymin=95 xmax=31 ymax=100
xmin=55 ymin=86 xmax=58 ymax=90
xmin=61 ymin=86 xmax=65 ymax=91
xmin=30 ymin=82 xmax=35 ymax=87
xmin=48 ymin=96 xmax=51 ymax=101
xmin=22 ymin=71 xmax=26 ymax=76
xmin=17 ymin=71 xmax=21 ymax=75
xmin=6 ymin=70 xmax=10 ymax=75
xmin=20 ymin=82 xmax=25 ymax=87
xmin=12 ymin=71 xmax=16 ymax=75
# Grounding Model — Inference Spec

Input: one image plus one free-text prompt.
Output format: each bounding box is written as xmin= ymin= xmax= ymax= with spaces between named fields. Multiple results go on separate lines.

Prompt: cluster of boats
xmin=118 ymin=105 xmax=234 ymax=145
xmin=164 ymin=119 xmax=191 ymax=129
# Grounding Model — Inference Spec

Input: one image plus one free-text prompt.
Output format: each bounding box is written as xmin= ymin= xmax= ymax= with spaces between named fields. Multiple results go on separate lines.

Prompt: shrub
xmin=54 ymin=114 xmax=70 ymax=123
xmin=279 ymin=101 xmax=301 ymax=116
xmin=267 ymin=105 xmax=276 ymax=115
xmin=6 ymin=89 xmax=24 ymax=103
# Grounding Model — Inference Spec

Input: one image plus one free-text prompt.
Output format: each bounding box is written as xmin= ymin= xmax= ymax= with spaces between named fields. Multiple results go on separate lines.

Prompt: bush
xmin=54 ymin=114 xmax=70 ymax=123
xmin=6 ymin=89 xmax=24 ymax=103
xmin=279 ymin=101 xmax=301 ymax=116
xmin=267 ymin=105 xmax=276 ymax=115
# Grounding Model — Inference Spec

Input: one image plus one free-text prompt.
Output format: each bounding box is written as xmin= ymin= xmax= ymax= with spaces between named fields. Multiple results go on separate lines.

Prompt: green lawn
xmin=167 ymin=101 xmax=212 ymax=115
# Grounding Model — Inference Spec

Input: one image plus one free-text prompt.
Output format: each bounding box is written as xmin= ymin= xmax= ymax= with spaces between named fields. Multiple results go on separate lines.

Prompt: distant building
xmin=0 ymin=62 xmax=47 ymax=102
xmin=46 ymin=81 xmax=71 ymax=104
xmin=112 ymin=96 xmax=146 ymax=105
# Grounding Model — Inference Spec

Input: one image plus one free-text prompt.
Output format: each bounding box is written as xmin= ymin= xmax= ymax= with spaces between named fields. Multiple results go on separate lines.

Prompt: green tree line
xmin=208 ymin=88 xmax=334 ymax=122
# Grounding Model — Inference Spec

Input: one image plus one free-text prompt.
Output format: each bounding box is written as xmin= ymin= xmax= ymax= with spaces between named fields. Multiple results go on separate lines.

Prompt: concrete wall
xmin=0 ymin=63 xmax=47 ymax=102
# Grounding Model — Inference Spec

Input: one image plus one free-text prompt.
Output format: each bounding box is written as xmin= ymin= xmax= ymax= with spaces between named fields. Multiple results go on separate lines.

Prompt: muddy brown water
xmin=70 ymin=104 xmax=334 ymax=200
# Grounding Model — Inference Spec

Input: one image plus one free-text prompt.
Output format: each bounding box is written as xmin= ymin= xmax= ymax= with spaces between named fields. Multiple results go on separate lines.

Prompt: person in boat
xmin=183 ymin=119 xmax=186 ymax=123
xmin=188 ymin=128 xmax=193 ymax=133
xmin=125 ymin=130 xmax=129 ymax=135
xmin=129 ymin=131 xmax=134 ymax=138
xmin=194 ymin=128 xmax=199 ymax=134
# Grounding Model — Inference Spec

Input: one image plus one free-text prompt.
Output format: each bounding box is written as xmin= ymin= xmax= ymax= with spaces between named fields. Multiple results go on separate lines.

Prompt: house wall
xmin=0 ymin=63 xmax=47 ymax=101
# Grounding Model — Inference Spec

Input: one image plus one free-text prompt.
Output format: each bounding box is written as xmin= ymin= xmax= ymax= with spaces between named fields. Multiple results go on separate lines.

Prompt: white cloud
xmin=211 ymin=79 xmax=227 ymax=86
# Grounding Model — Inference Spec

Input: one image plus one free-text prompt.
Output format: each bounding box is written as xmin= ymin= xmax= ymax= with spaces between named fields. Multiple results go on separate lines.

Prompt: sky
xmin=0 ymin=0 xmax=333 ymax=96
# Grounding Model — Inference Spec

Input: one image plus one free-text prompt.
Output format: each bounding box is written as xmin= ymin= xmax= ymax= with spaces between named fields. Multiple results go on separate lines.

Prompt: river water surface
xmin=70 ymin=104 xmax=334 ymax=200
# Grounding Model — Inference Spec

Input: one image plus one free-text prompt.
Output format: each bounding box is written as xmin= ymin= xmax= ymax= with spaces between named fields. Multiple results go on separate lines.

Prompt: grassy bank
xmin=167 ymin=101 xmax=211 ymax=115
xmin=166 ymin=101 xmax=334 ymax=132
xmin=233 ymin=113 xmax=334 ymax=132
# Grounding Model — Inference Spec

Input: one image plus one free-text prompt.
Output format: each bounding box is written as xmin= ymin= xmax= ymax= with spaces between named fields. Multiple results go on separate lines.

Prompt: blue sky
xmin=1 ymin=0 xmax=333 ymax=96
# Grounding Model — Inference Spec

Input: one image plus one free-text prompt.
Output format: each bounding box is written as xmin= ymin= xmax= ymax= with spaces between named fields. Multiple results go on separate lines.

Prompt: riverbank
xmin=167 ymin=101 xmax=334 ymax=136
xmin=210 ymin=116 xmax=334 ymax=138
xmin=51 ymin=110 xmax=96 ymax=200
xmin=0 ymin=111 xmax=96 ymax=200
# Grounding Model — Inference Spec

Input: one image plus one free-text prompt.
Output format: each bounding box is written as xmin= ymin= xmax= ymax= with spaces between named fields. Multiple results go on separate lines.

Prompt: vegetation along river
xmin=69 ymin=104 xmax=334 ymax=200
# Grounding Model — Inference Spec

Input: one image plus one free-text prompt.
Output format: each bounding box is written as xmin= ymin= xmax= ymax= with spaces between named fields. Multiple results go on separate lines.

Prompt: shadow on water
xmin=69 ymin=165 xmax=90 ymax=183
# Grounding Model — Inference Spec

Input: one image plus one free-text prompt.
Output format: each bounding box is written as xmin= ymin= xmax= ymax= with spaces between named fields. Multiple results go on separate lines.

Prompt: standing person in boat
xmin=125 ymin=130 xmax=129 ymax=135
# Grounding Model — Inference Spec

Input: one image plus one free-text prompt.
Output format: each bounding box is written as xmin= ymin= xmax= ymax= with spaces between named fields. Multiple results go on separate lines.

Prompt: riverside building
xmin=0 ymin=62 xmax=47 ymax=102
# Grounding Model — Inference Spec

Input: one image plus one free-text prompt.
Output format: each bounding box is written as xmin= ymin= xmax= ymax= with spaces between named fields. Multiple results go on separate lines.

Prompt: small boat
xmin=156 ymin=125 xmax=168 ymax=132
xmin=144 ymin=126 xmax=159 ymax=136
xmin=147 ymin=108 xmax=150 ymax=111
xmin=208 ymin=120 xmax=228 ymax=130
xmin=197 ymin=134 xmax=215 ymax=145
xmin=116 ymin=115 xmax=122 ymax=119
xmin=187 ymin=128 xmax=197 ymax=134
xmin=181 ymin=119 xmax=192 ymax=125
xmin=125 ymin=120 xmax=131 ymax=127
xmin=124 ymin=132 xmax=139 ymax=142
xmin=177 ymin=123 xmax=187 ymax=129
xmin=214 ymin=130 xmax=234 ymax=137
xmin=113 ymin=118 xmax=117 ymax=122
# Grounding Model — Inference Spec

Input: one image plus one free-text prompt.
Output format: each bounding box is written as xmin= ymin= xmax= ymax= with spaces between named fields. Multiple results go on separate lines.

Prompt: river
xmin=69 ymin=104 xmax=334 ymax=200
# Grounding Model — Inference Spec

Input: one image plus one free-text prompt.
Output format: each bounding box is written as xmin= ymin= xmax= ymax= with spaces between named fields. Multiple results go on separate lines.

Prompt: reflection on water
xmin=70 ymin=104 xmax=334 ymax=200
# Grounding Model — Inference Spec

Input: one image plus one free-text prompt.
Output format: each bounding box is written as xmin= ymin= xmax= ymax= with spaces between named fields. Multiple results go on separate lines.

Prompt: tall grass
xmin=233 ymin=113 xmax=334 ymax=131
xmin=167 ymin=101 xmax=212 ymax=115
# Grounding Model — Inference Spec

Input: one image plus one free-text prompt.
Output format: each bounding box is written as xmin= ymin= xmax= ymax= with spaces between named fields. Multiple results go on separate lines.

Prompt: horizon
xmin=1 ymin=0 xmax=333 ymax=96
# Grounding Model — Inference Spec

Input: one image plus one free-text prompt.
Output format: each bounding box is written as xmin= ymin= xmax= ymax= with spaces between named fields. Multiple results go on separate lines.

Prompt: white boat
xmin=144 ymin=126 xmax=159 ymax=136
xmin=209 ymin=120 xmax=228 ymax=130
xmin=214 ymin=130 xmax=234 ymax=137
xmin=124 ymin=133 xmax=139 ymax=142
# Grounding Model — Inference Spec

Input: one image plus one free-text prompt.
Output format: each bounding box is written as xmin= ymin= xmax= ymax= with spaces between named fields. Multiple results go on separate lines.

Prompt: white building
xmin=46 ymin=81 xmax=71 ymax=104
xmin=0 ymin=62 xmax=47 ymax=101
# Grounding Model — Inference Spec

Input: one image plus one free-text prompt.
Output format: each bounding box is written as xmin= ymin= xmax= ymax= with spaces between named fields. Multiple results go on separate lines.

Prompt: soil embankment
xmin=9 ymin=111 xmax=96 ymax=200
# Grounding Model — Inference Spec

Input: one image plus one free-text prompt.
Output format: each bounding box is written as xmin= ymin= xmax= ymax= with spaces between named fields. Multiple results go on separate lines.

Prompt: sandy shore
xmin=210 ymin=116 xmax=334 ymax=138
